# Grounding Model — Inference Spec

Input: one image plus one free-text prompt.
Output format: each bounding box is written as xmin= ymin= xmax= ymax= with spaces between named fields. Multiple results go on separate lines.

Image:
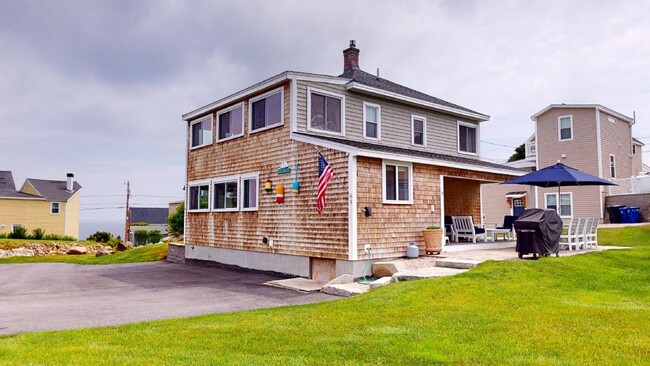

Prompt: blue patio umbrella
xmin=502 ymin=162 xmax=617 ymax=212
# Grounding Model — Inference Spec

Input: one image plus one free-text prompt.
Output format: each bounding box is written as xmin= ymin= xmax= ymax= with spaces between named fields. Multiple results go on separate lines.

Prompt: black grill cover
xmin=513 ymin=209 xmax=563 ymax=255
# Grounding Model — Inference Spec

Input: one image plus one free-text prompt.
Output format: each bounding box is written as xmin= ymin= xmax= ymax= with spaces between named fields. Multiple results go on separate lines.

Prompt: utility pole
xmin=125 ymin=181 xmax=130 ymax=242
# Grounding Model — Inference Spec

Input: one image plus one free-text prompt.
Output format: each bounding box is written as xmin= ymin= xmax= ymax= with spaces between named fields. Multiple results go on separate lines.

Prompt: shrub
xmin=41 ymin=234 xmax=75 ymax=241
xmin=167 ymin=202 xmax=184 ymax=237
xmin=131 ymin=222 xmax=149 ymax=227
xmin=87 ymin=231 xmax=112 ymax=243
xmin=133 ymin=230 xmax=150 ymax=246
xmin=31 ymin=228 xmax=45 ymax=240
xmin=107 ymin=236 xmax=122 ymax=249
xmin=0 ymin=233 xmax=7 ymax=238
xmin=148 ymin=230 xmax=163 ymax=244
xmin=8 ymin=226 xmax=27 ymax=239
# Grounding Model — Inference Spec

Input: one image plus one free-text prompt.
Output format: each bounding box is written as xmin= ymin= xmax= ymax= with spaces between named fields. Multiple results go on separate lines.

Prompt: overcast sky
xmin=2 ymin=0 xmax=649 ymax=225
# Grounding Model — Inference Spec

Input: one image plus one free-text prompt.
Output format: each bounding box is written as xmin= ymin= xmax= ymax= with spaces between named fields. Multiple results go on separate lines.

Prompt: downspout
xmin=183 ymin=121 xmax=189 ymax=245
xmin=439 ymin=175 xmax=445 ymax=249
xmin=596 ymin=108 xmax=604 ymax=219
xmin=348 ymin=153 xmax=358 ymax=261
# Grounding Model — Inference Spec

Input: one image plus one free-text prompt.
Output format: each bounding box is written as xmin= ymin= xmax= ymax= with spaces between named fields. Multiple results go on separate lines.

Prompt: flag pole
xmin=314 ymin=145 xmax=351 ymax=197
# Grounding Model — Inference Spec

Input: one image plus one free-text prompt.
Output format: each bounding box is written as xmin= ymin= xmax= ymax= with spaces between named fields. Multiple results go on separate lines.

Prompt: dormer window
xmin=308 ymin=88 xmax=345 ymax=135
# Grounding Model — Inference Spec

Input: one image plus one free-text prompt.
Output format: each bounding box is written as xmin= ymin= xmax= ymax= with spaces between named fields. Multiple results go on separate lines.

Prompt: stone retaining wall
xmin=167 ymin=243 xmax=186 ymax=263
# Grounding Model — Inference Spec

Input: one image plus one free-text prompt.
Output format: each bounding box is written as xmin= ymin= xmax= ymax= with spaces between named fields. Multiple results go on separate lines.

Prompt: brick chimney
xmin=343 ymin=40 xmax=360 ymax=72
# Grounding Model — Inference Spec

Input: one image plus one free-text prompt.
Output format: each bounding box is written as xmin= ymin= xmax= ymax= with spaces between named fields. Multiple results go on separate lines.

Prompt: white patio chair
xmin=451 ymin=216 xmax=487 ymax=243
xmin=580 ymin=217 xmax=592 ymax=250
xmin=559 ymin=217 xmax=582 ymax=251
xmin=585 ymin=217 xmax=599 ymax=249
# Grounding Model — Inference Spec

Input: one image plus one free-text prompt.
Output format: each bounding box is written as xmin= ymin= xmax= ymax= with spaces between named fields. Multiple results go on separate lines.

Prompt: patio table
xmin=486 ymin=228 xmax=512 ymax=241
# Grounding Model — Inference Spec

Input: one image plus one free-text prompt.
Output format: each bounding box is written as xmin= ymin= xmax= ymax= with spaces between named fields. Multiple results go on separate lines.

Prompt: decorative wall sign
xmin=277 ymin=161 xmax=291 ymax=175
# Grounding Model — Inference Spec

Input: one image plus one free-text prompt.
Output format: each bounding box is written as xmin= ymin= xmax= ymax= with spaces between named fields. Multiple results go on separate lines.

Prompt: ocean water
xmin=79 ymin=221 xmax=125 ymax=240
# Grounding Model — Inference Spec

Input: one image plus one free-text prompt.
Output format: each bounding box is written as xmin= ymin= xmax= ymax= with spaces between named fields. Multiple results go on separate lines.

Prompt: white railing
xmin=608 ymin=175 xmax=650 ymax=195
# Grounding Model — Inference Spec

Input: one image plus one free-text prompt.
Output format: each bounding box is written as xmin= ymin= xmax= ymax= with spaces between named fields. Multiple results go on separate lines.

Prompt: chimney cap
xmin=67 ymin=173 xmax=74 ymax=178
xmin=349 ymin=40 xmax=356 ymax=48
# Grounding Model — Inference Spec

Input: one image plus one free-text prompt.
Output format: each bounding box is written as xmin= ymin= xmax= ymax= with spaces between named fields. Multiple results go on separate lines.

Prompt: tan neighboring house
xmin=181 ymin=41 xmax=522 ymax=279
xmin=0 ymin=171 xmax=81 ymax=238
xmin=484 ymin=104 xmax=643 ymax=224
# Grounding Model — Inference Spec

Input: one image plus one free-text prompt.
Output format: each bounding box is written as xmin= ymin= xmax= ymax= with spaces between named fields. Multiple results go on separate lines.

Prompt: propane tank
xmin=406 ymin=242 xmax=419 ymax=259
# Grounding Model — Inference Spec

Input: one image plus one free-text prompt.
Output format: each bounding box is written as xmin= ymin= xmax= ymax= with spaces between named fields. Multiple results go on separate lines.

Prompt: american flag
xmin=317 ymin=153 xmax=334 ymax=214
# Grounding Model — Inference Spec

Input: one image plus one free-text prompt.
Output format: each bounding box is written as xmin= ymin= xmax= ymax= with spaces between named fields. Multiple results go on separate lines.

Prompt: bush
xmin=87 ymin=231 xmax=112 ymax=243
xmin=0 ymin=233 xmax=7 ymax=238
xmin=8 ymin=226 xmax=27 ymax=239
xmin=131 ymin=222 xmax=149 ymax=227
xmin=31 ymin=228 xmax=45 ymax=240
xmin=42 ymin=234 xmax=76 ymax=241
xmin=133 ymin=230 xmax=150 ymax=246
xmin=148 ymin=230 xmax=163 ymax=244
xmin=167 ymin=202 xmax=184 ymax=237
xmin=107 ymin=236 xmax=122 ymax=249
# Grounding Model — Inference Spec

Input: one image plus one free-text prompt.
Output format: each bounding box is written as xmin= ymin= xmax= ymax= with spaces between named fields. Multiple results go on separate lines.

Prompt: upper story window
xmin=241 ymin=174 xmax=259 ymax=211
xmin=610 ymin=155 xmax=616 ymax=178
xmin=545 ymin=192 xmax=572 ymax=217
xmin=411 ymin=115 xmax=426 ymax=146
xmin=363 ymin=102 xmax=380 ymax=140
xmin=217 ymin=103 xmax=244 ymax=142
xmin=558 ymin=115 xmax=573 ymax=141
xmin=383 ymin=161 xmax=412 ymax=204
xmin=190 ymin=115 xmax=213 ymax=149
xmin=633 ymin=144 xmax=637 ymax=154
xmin=213 ymin=178 xmax=239 ymax=211
xmin=250 ymin=88 xmax=283 ymax=133
xmin=188 ymin=183 xmax=210 ymax=211
xmin=50 ymin=202 xmax=60 ymax=214
xmin=458 ymin=122 xmax=478 ymax=154
xmin=308 ymin=88 xmax=345 ymax=135
xmin=608 ymin=116 xmax=616 ymax=124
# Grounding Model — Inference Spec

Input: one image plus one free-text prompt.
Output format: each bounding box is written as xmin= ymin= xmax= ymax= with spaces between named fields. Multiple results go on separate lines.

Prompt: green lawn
xmin=0 ymin=243 xmax=168 ymax=265
xmin=0 ymin=228 xmax=648 ymax=365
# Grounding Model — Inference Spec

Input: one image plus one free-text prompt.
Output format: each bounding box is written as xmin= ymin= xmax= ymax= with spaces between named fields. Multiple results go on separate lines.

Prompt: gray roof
xmin=295 ymin=132 xmax=523 ymax=173
xmin=24 ymin=179 xmax=82 ymax=201
xmin=130 ymin=207 xmax=169 ymax=225
xmin=340 ymin=68 xmax=484 ymax=117
xmin=0 ymin=171 xmax=41 ymax=199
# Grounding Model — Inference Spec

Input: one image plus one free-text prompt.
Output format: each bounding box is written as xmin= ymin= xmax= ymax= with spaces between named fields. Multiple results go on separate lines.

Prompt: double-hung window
xmin=190 ymin=115 xmax=213 ymax=148
xmin=545 ymin=193 xmax=572 ymax=217
xmin=308 ymin=88 xmax=344 ymax=135
xmin=610 ymin=155 xmax=616 ymax=178
xmin=188 ymin=183 xmax=210 ymax=211
xmin=458 ymin=122 xmax=478 ymax=154
xmin=217 ymin=103 xmax=244 ymax=141
xmin=383 ymin=161 xmax=412 ymax=204
xmin=558 ymin=115 xmax=572 ymax=141
xmin=50 ymin=202 xmax=60 ymax=214
xmin=363 ymin=102 xmax=380 ymax=140
xmin=411 ymin=115 xmax=426 ymax=146
xmin=213 ymin=178 xmax=239 ymax=211
xmin=241 ymin=174 xmax=259 ymax=211
xmin=250 ymin=88 xmax=283 ymax=132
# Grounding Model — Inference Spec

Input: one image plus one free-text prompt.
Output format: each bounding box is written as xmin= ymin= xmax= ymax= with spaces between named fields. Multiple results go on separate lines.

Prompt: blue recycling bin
xmin=628 ymin=207 xmax=641 ymax=223
xmin=619 ymin=207 xmax=630 ymax=223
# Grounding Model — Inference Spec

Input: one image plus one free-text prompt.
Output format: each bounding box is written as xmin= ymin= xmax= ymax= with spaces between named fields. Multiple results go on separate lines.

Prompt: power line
xmin=480 ymin=140 xmax=518 ymax=149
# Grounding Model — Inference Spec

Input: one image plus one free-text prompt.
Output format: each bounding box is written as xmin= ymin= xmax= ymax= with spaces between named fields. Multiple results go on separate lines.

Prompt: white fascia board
xmin=182 ymin=72 xmax=291 ymax=121
xmin=355 ymin=149 xmax=525 ymax=177
xmin=288 ymin=72 xmax=349 ymax=85
xmin=531 ymin=104 xmax=633 ymax=123
xmin=289 ymin=133 xmax=358 ymax=155
xmin=346 ymin=82 xmax=490 ymax=122
xmin=0 ymin=196 xmax=45 ymax=201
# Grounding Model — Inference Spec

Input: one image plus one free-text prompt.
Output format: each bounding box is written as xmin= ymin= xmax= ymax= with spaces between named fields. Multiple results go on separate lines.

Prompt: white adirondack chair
xmin=559 ymin=217 xmax=583 ymax=251
xmin=451 ymin=216 xmax=487 ymax=243
xmin=585 ymin=217 xmax=599 ymax=249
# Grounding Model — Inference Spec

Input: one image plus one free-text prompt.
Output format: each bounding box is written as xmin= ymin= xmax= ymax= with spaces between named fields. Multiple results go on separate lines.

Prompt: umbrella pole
xmin=558 ymin=184 xmax=561 ymax=215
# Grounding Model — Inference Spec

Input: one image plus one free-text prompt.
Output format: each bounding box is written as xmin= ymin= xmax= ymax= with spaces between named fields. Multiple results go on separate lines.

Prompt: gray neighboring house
xmin=129 ymin=207 xmax=169 ymax=245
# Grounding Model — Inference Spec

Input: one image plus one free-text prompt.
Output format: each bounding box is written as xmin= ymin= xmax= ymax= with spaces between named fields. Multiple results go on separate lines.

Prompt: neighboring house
xmin=129 ymin=207 xmax=169 ymax=245
xmin=0 ymin=171 xmax=81 ymax=238
xmin=182 ymin=41 xmax=522 ymax=279
xmin=486 ymin=105 xmax=642 ymax=224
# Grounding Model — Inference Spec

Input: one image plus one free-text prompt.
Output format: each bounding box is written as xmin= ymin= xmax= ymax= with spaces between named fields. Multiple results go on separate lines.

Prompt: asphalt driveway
xmin=0 ymin=261 xmax=336 ymax=335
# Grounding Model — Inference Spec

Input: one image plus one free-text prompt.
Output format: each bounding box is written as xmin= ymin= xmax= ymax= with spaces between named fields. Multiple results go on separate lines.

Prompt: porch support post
xmin=348 ymin=154 xmax=358 ymax=260
xmin=440 ymin=175 xmax=445 ymax=249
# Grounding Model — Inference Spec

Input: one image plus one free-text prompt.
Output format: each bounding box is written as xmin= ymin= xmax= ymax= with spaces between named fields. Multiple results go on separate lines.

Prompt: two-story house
xmin=483 ymin=104 xmax=643 ymax=224
xmin=0 ymin=171 xmax=81 ymax=238
xmin=182 ymin=41 xmax=521 ymax=280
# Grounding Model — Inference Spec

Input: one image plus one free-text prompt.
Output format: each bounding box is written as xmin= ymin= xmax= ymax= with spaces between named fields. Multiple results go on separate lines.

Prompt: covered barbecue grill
xmin=513 ymin=209 xmax=563 ymax=258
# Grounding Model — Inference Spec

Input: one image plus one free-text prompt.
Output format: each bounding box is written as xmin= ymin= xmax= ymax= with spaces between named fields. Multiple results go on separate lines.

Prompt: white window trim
xmin=544 ymin=192 xmax=573 ymax=217
xmin=187 ymin=180 xmax=211 ymax=212
xmin=307 ymin=87 xmax=346 ymax=137
xmin=609 ymin=154 xmax=616 ymax=178
xmin=362 ymin=102 xmax=381 ymax=141
xmin=411 ymin=115 xmax=427 ymax=147
xmin=50 ymin=202 xmax=61 ymax=215
xmin=189 ymin=114 xmax=214 ymax=150
xmin=248 ymin=87 xmax=285 ymax=134
xmin=608 ymin=116 xmax=617 ymax=124
xmin=240 ymin=173 xmax=260 ymax=212
xmin=212 ymin=175 xmax=240 ymax=212
xmin=382 ymin=160 xmax=413 ymax=205
xmin=11 ymin=224 xmax=24 ymax=232
xmin=457 ymin=121 xmax=479 ymax=156
xmin=216 ymin=102 xmax=245 ymax=143
xmin=558 ymin=115 xmax=573 ymax=142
